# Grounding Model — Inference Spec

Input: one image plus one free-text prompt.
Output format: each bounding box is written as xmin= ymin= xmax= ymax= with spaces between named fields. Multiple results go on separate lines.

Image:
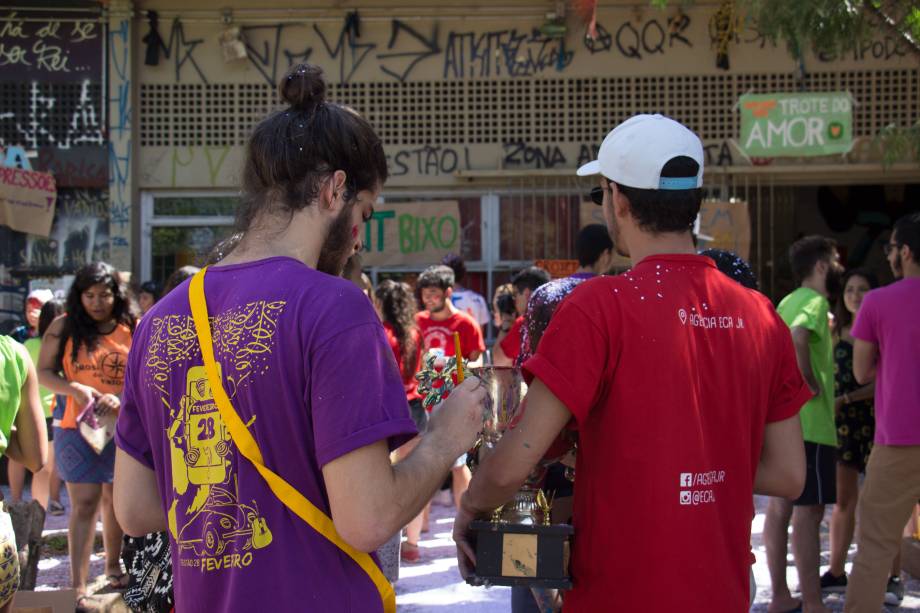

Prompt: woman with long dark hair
xmin=38 ymin=262 xmax=136 ymax=608
xmin=822 ymin=268 xmax=895 ymax=592
xmin=374 ymin=280 xmax=427 ymax=563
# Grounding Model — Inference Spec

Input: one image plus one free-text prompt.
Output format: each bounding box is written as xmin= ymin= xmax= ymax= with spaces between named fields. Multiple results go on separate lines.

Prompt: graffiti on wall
xmin=146 ymin=11 xmax=910 ymax=88
xmin=155 ymin=18 xmax=577 ymax=86
xmin=0 ymin=11 xmax=102 ymax=82
xmin=0 ymin=80 xmax=104 ymax=150
xmin=0 ymin=10 xmax=105 ymax=152
xmin=583 ymin=14 xmax=692 ymax=59
xmin=108 ymin=17 xmax=132 ymax=263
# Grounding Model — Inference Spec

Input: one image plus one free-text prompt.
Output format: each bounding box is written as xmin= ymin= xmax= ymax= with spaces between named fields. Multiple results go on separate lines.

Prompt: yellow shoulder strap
xmin=188 ymin=268 xmax=396 ymax=613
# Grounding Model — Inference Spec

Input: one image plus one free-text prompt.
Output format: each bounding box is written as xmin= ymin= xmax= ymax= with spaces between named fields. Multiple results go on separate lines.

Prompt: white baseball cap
xmin=576 ymin=114 xmax=704 ymax=190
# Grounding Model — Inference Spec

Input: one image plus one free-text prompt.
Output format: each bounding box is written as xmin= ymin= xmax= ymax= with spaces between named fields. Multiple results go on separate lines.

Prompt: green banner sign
xmin=739 ymin=92 xmax=853 ymax=157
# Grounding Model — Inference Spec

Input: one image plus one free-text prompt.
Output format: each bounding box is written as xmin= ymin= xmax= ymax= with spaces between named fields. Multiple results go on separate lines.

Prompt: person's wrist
xmin=460 ymin=489 xmax=485 ymax=516
xmin=425 ymin=422 xmax=466 ymax=464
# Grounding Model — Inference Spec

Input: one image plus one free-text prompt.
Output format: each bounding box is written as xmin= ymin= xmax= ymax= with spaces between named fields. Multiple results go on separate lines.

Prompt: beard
xmin=825 ymin=266 xmax=844 ymax=299
xmin=429 ymin=299 xmax=448 ymax=314
xmin=316 ymin=200 xmax=356 ymax=276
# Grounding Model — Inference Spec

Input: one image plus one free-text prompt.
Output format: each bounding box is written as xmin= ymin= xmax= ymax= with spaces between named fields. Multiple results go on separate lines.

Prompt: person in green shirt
xmin=0 ymin=335 xmax=49 ymax=613
xmin=9 ymin=298 xmax=65 ymax=515
xmin=766 ymin=235 xmax=844 ymax=613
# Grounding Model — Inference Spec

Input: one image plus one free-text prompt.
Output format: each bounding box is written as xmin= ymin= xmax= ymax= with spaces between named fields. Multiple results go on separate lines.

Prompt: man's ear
xmin=322 ymin=170 xmax=348 ymax=211
xmin=445 ymin=287 xmax=453 ymax=300
xmin=612 ymin=184 xmax=630 ymax=221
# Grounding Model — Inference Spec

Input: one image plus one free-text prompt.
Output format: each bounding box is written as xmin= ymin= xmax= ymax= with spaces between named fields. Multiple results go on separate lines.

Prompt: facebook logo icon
xmin=680 ymin=473 xmax=693 ymax=487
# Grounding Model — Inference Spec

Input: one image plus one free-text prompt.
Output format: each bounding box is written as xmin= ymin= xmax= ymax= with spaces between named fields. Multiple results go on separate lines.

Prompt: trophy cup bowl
xmin=465 ymin=366 xmax=573 ymax=589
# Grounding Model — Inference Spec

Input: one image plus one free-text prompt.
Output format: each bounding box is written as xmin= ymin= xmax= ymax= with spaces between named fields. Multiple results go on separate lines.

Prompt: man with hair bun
xmin=114 ymin=64 xmax=486 ymax=613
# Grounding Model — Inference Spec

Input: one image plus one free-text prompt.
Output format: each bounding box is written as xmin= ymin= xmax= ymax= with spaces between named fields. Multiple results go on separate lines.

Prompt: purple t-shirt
xmin=116 ymin=257 xmax=417 ymax=612
xmin=851 ymin=277 xmax=920 ymax=446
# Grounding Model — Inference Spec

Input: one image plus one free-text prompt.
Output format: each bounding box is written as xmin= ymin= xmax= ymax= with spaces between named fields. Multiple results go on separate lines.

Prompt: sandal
xmin=75 ymin=594 xmax=100 ymax=612
xmin=106 ymin=572 xmax=129 ymax=589
xmin=47 ymin=500 xmax=65 ymax=516
xmin=401 ymin=542 xmax=421 ymax=563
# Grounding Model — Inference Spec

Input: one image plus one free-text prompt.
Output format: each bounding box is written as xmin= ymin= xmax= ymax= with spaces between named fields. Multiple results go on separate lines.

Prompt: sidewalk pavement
xmin=19 ymin=487 xmax=920 ymax=611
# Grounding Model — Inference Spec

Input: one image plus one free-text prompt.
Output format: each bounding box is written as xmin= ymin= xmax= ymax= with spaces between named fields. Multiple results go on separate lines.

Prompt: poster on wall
xmin=7 ymin=188 xmax=110 ymax=274
xmin=363 ymin=200 xmax=461 ymax=267
xmin=0 ymin=167 xmax=57 ymax=236
xmin=579 ymin=200 xmax=751 ymax=263
xmin=739 ymin=92 xmax=853 ymax=157
xmin=697 ymin=200 xmax=751 ymax=260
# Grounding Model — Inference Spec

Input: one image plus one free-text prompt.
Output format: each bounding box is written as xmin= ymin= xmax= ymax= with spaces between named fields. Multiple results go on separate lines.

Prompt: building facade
xmin=1 ymin=0 xmax=918 ymax=329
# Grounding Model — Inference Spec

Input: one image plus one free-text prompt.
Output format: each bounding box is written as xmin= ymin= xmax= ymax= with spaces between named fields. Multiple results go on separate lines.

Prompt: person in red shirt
xmin=375 ymin=279 xmax=428 ymax=563
xmin=415 ymin=265 xmax=485 ymax=361
xmin=454 ymin=114 xmax=810 ymax=612
xmin=416 ymin=265 xmax=485 ymax=510
xmin=493 ymin=266 xmax=551 ymax=367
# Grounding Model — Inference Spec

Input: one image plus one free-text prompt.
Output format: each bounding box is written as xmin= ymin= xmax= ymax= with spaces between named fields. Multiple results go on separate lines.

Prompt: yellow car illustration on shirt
xmin=181 ymin=365 xmax=231 ymax=485
xmin=177 ymin=478 xmax=273 ymax=557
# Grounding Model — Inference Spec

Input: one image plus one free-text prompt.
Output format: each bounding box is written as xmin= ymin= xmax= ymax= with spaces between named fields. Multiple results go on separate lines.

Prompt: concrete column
xmin=107 ymin=0 xmax=133 ymax=271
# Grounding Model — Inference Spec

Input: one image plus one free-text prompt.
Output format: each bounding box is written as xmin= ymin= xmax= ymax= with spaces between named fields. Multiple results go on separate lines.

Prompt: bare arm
xmin=790 ymin=326 xmax=819 ymax=395
xmin=490 ymin=344 xmax=512 ymax=367
xmin=490 ymin=315 xmax=517 ymax=367
xmin=114 ymin=448 xmax=167 ymax=536
xmin=4 ymin=343 xmax=48 ymax=473
xmin=322 ymin=378 xmax=486 ymax=552
xmin=453 ymin=378 xmax=572 ymax=576
xmin=462 ymin=378 xmax=572 ymax=513
xmin=753 ymin=414 xmax=805 ymax=499
xmin=852 ymin=338 xmax=878 ymax=385
xmin=38 ymin=316 xmax=100 ymax=409
xmin=835 ymin=381 xmax=875 ymax=412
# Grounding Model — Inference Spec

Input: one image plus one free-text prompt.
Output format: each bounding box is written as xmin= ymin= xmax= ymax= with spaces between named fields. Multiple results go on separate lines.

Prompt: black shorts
xmin=794 ymin=441 xmax=837 ymax=506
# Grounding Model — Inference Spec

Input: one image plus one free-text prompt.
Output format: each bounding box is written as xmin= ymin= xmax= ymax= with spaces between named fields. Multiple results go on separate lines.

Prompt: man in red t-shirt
xmin=415 ymin=265 xmax=485 ymax=361
xmin=454 ymin=114 xmax=810 ymax=612
xmin=416 ymin=264 xmax=485 ymax=509
xmin=494 ymin=266 xmax=551 ymax=367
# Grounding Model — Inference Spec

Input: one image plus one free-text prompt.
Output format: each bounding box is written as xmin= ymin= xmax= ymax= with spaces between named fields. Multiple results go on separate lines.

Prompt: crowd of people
xmin=0 ymin=62 xmax=917 ymax=613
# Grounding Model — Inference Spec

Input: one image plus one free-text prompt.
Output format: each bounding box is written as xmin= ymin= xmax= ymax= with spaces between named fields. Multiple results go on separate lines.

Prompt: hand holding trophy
xmin=417 ymin=335 xmax=574 ymax=589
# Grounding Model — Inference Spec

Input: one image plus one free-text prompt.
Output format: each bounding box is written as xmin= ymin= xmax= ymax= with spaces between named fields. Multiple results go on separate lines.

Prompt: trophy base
xmin=466 ymin=520 xmax=573 ymax=589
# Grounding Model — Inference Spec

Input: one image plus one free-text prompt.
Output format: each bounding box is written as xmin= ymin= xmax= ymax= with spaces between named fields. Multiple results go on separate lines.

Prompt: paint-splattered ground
xmin=16 ymin=487 xmax=920 ymax=611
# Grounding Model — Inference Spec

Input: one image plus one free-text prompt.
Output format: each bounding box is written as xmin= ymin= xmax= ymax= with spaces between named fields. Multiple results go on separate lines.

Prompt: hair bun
xmin=279 ymin=63 xmax=327 ymax=113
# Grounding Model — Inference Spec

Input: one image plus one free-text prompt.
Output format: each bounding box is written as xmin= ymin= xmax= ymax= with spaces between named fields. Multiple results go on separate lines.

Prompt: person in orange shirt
xmin=38 ymin=262 xmax=136 ymax=609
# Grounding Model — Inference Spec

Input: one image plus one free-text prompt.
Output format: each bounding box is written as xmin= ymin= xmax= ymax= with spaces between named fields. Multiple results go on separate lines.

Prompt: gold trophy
xmin=417 ymin=354 xmax=573 ymax=589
